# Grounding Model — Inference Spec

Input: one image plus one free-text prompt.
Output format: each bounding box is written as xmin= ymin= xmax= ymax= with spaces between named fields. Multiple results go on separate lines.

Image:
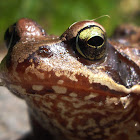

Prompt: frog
xmin=0 ymin=18 xmax=140 ymax=140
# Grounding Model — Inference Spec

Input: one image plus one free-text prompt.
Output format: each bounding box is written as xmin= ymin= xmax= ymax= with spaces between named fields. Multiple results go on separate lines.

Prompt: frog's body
xmin=0 ymin=18 xmax=140 ymax=140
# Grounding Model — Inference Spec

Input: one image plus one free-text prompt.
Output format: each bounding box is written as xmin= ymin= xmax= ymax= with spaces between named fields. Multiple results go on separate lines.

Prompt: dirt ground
xmin=0 ymin=45 xmax=30 ymax=140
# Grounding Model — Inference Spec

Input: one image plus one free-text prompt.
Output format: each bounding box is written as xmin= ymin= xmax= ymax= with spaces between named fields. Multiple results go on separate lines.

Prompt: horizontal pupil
xmin=87 ymin=36 xmax=104 ymax=47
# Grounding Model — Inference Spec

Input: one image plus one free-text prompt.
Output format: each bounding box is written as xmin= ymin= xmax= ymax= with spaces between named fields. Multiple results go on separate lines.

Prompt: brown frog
xmin=0 ymin=18 xmax=140 ymax=140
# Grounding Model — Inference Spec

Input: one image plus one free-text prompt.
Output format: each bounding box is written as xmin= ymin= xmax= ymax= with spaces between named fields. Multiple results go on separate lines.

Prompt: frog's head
xmin=1 ymin=18 xmax=139 ymax=95
xmin=0 ymin=18 xmax=140 ymax=139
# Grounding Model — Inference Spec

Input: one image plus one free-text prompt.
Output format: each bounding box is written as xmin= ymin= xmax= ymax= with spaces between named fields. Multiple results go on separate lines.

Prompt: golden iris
xmin=76 ymin=25 xmax=106 ymax=60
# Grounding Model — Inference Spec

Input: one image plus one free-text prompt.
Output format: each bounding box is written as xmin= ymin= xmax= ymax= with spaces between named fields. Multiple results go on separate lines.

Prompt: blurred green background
xmin=0 ymin=0 xmax=140 ymax=44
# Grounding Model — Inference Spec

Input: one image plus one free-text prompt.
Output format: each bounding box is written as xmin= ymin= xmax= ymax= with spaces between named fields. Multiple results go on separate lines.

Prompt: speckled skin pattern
xmin=0 ymin=18 xmax=140 ymax=140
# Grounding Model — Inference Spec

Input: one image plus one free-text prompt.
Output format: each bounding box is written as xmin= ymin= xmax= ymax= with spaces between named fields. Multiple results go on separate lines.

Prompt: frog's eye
xmin=76 ymin=25 xmax=107 ymax=60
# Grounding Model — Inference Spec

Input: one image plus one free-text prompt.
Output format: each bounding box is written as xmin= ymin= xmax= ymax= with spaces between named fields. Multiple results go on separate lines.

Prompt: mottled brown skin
xmin=0 ymin=18 xmax=140 ymax=140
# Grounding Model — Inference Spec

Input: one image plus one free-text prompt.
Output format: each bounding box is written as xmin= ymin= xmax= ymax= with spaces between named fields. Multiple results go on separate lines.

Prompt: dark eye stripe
xmin=78 ymin=25 xmax=104 ymax=35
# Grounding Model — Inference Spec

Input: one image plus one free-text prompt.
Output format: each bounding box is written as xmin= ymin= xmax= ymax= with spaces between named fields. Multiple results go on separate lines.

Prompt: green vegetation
xmin=0 ymin=0 xmax=139 ymax=43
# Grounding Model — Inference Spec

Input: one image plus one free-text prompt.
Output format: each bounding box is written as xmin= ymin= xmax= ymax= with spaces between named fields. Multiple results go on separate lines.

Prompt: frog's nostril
xmin=37 ymin=46 xmax=53 ymax=58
